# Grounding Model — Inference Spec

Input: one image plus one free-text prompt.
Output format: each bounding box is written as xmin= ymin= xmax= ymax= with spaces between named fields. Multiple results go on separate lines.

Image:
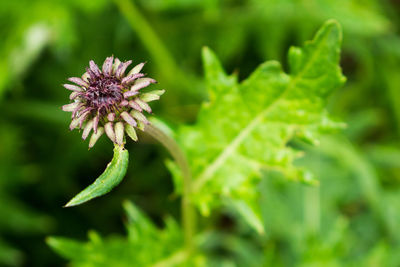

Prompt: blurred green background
xmin=1 ymin=0 xmax=400 ymax=266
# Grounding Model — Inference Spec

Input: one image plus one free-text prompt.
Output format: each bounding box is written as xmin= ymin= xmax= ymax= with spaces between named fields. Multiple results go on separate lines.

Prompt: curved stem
xmin=144 ymin=124 xmax=195 ymax=252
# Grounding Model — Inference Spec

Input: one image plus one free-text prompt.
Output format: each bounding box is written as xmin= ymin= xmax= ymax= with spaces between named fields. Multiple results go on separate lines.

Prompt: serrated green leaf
xmin=228 ymin=199 xmax=264 ymax=235
xmin=65 ymin=145 xmax=129 ymax=207
xmin=46 ymin=237 xmax=86 ymax=261
xmin=47 ymin=201 xmax=198 ymax=267
xmin=173 ymin=20 xmax=346 ymax=231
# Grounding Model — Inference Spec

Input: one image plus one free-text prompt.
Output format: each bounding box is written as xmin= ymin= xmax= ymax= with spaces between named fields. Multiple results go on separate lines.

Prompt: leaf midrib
xmin=193 ymin=31 xmax=332 ymax=191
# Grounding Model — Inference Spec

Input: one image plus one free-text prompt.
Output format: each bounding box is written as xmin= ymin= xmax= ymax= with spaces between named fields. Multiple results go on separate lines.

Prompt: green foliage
xmin=251 ymin=0 xmax=390 ymax=36
xmin=171 ymin=21 xmax=345 ymax=232
xmin=2 ymin=0 xmax=400 ymax=266
xmin=65 ymin=145 xmax=129 ymax=207
xmin=47 ymin=201 xmax=199 ymax=267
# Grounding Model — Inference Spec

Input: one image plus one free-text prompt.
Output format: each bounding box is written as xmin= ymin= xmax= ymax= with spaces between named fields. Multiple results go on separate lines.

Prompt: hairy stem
xmin=144 ymin=124 xmax=195 ymax=252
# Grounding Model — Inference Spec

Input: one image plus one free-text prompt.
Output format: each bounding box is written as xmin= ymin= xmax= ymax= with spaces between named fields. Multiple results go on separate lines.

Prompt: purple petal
xmin=82 ymin=120 xmax=94 ymax=140
xmin=102 ymin=56 xmax=114 ymax=77
xmin=86 ymin=67 xmax=97 ymax=80
xmin=130 ymin=79 xmax=154 ymax=92
xmin=81 ymin=107 xmax=93 ymax=114
xmin=93 ymin=115 xmax=99 ymax=134
xmin=62 ymin=102 xmax=79 ymax=112
xmin=68 ymin=77 xmax=88 ymax=87
xmin=79 ymin=110 xmax=91 ymax=128
xmin=120 ymin=111 xmax=137 ymax=127
xmin=69 ymin=118 xmax=80 ymax=130
xmin=104 ymin=122 xmax=116 ymax=142
xmin=116 ymin=60 xmax=132 ymax=78
xmin=112 ymin=58 xmax=122 ymax=74
xmin=121 ymin=73 xmax=144 ymax=85
xmin=89 ymin=60 xmax=101 ymax=77
xmin=72 ymin=103 xmax=85 ymax=118
xmin=135 ymin=99 xmax=152 ymax=113
xmin=137 ymin=77 xmax=157 ymax=83
xmin=89 ymin=127 xmax=104 ymax=148
xmin=82 ymin=72 xmax=90 ymax=82
xmin=107 ymin=112 xmax=115 ymax=121
xmin=123 ymin=90 xmax=139 ymax=98
xmin=69 ymin=92 xmax=82 ymax=100
xmin=129 ymin=100 xmax=142 ymax=112
xmin=63 ymin=84 xmax=84 ymax=92
xmin=120 ymin=100 xmax=129 ymax=106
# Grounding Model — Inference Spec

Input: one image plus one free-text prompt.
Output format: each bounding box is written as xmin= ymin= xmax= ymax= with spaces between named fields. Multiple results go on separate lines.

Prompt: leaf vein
xmin=193 ymin=30 xmax=330 ymax=190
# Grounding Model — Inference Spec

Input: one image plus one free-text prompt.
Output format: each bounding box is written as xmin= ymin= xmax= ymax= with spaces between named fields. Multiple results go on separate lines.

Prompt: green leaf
xmin=65 ymin=145 xmax=129 ymax=207
xmin=46 ymin=236 xmax=86 ymax=261
xmin=173 ymin=20 xmax=346 ymax=231
xmin=47 ymin=201 xmax=199 ymax=267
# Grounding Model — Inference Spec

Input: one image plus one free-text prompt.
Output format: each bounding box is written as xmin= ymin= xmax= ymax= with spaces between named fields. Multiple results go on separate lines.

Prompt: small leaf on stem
xmin=65 ymin=145 xmax=129 ymax=207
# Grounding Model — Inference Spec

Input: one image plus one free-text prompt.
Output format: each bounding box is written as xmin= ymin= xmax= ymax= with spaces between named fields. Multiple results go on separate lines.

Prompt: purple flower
xmin=62 ymin=56 xmax=164 ymax=148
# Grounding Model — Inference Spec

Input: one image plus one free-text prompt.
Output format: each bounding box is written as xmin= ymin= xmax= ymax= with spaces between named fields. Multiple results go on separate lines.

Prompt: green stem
xmin=304 ymin=186 xmax=320 ymax=235
xmin=113 ymin=0 xmax=184 ymax=83
xmin=144 ymin=124 xmax=195 ymax=252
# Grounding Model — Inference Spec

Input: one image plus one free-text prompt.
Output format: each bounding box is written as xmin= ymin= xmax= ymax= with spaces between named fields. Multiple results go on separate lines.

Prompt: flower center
xmin=84 ymin=77 xmax=124 ymax=114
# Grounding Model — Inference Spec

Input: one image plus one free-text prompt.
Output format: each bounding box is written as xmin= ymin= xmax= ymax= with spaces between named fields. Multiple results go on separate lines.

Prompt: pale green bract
xmin=171 ymin=20 xmax=346 ymax=233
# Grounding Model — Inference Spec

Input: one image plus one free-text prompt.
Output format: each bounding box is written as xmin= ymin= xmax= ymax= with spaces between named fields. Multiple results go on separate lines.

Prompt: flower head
xmin=62 ymin=56 xmax=164 ymax=148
